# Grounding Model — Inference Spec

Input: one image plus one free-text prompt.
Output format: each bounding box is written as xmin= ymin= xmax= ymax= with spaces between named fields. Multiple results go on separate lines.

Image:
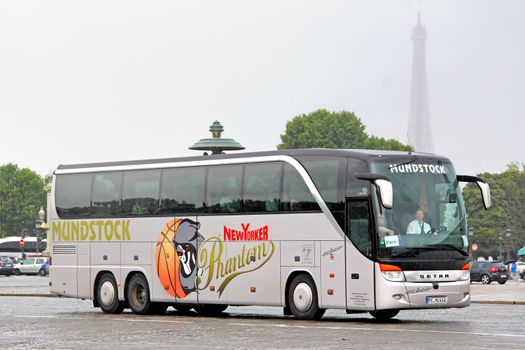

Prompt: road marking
xmin=113 ymin=317 xmax=193 ymax=324
xmin=229 ymin=322 xmax=525 ymax=339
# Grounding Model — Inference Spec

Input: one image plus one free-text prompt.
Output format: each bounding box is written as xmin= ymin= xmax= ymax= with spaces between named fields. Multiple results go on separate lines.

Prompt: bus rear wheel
xmin=127 ymin=273 xmax=158 ymax=315
xmin=97 ymin=273 xmax=125 ymax=314
xmin=287 ymin=274 xmax=325 ymax=320
xmin=369 ymin=309 xmax=399 ymax=321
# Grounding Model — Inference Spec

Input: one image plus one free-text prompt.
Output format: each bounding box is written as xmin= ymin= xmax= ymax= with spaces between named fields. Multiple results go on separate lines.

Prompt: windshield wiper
xmin=389 ymin=249 xmax=420 ymax=258
xmin=424 ymin=244 xmax=469 ymax=257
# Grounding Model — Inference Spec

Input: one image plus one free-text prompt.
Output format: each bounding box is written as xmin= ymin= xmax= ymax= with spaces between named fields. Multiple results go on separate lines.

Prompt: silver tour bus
xmin=49 ymin=149 xmax=490 ymax=320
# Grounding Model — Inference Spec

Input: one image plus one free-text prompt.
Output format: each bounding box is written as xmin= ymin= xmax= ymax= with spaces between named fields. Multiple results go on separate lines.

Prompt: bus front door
xmin=345 ymin=198 xmax=375 ymax=310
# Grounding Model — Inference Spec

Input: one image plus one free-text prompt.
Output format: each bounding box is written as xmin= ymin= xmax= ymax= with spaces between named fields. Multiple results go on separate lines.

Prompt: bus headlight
xmin=380 ymin=263 xmax=406 ymax=282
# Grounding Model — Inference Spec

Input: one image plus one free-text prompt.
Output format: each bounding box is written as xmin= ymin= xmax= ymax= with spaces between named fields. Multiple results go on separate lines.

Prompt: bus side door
xmin=345 ymin=198 xmax=375 ymax=310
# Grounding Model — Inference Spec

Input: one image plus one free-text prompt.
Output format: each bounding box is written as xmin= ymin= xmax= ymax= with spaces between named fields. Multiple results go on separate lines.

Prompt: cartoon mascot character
xmin=156 ymin=218 xmax=203 ymax=298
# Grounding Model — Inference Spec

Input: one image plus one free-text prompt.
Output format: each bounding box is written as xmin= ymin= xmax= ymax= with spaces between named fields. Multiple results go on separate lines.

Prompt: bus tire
xmin=369 ymin=309 xmax=399 ymax=321
xmin=194 ymin=304 xmax=228 ymax=316
xmin=97 ymin=273 xmax=125 ymax=314
xmin=287 ymin=274 xmax=325 ymax=320
xmin=126 ymin=273 xmax=154 ymax=315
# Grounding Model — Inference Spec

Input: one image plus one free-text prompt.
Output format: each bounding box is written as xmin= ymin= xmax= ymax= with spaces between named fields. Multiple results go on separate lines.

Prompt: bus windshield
xmin=371 ymin=158 xmax=468 ymax=259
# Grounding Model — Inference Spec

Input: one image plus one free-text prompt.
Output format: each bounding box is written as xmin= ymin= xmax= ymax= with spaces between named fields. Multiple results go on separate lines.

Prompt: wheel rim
xmin=481 ymin=275 xmax=489 ymax=284
xmin=100 ymin=281 xmax=115 ymax=306
xmin=293 ymin=282 xmax=313 ymax=312
xmin=132 ymin=283 xmax=147 ymax=308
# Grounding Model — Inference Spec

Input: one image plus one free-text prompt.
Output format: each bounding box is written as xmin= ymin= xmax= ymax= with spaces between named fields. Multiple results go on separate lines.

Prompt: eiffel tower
xmin=407 ymin=13 xmax=434 ymax=153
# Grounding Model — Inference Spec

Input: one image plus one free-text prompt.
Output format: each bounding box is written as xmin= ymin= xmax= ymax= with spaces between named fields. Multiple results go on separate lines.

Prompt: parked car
xmin=13 ymin=257 xmax=48 ymax=276
xmin=470 ymin=261 xmax=508 ymax=284
xmin=0 ymin=256 xmax=15 ymax=276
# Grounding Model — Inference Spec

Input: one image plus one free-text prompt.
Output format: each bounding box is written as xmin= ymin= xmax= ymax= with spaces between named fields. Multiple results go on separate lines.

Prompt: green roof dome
xmin=189 ymin=121 xmax=245 ymax=154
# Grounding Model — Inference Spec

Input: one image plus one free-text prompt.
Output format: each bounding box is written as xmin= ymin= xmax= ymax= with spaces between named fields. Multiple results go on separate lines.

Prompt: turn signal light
xmin=379 ymin=264 xmax=402 ymax=272
xmin=380 ymin=263 xmax=405 ymax=282
xmin=461 ymin=263 xmax=470 ymax=270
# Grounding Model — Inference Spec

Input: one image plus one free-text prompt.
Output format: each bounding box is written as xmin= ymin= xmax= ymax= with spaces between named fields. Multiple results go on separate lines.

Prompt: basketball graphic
xmin=156 ymin=218 xmax=203 ymax=298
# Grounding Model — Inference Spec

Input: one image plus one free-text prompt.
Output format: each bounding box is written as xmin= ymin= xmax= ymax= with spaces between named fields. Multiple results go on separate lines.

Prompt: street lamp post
xmin=468 ymin=227 xmax=475 ymax=259
xmin=35 ymin=207 xmax=45 ymax=256
xmin=504 ymin=229 xmax=512 ymax=262
xmin=498 ymin=229 xmax=512 ymax=262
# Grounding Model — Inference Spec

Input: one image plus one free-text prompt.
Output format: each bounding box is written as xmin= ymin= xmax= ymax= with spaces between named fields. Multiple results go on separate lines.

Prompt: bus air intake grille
xmin=53 ymin=245 xmax=77 ymax=255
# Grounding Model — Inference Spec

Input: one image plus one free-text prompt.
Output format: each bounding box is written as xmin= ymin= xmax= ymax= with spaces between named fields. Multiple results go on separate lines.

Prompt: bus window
xmin=281 ymin=164 xmax=320 ymax=212
xmin=243 ymin=162 xmax=281 ymax=213
xmin=92 ymin=172 xmax=122 ymax=216
xmin=55 ymin=174 xmax=92 ymax=218
xmin=206 ymin=165 xmax=243 ymax=214
xmin=160 ymin=167 xmax=206 ymax=214
xmin=346 ymin=158 xmax=369 ymax=198
xmin=122 ymin=170 xmax=161 ymax=216
xmin=295 ymin=156 xmax=346 ymax=211
xmin=347 ymin=198 xmax=373 ymax=258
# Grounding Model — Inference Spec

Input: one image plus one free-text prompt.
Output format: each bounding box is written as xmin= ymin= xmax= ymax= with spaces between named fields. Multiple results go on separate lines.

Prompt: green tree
xmin=0 ymin=164 xmax=46 ymax=237
xmin=463 ymin=163 xmax=525 ymax=260
xmin=277 ymin=109 xmax=412 ymax=151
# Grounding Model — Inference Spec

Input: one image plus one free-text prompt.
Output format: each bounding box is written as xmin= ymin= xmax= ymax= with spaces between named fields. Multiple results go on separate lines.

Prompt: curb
xmin=0 ymin=293 xmax=57 ymax=298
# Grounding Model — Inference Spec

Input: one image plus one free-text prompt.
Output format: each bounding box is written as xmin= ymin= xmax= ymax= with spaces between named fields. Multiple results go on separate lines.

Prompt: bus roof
xmin=57 ymin=148 xmax=450 ymax=171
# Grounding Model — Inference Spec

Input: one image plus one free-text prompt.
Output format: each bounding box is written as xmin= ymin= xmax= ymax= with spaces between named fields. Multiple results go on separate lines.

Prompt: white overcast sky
xmin=0 ymin=0 xmax=523 ymax=176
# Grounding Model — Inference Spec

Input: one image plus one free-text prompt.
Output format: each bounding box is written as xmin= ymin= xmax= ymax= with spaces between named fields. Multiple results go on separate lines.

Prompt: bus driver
xmin=406 ymin=209 xmax=431 ymax=234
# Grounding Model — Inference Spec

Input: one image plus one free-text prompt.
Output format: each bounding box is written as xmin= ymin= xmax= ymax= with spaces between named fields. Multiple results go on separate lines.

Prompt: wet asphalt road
xmin=0 ymin=295 xmax=524 ymax=350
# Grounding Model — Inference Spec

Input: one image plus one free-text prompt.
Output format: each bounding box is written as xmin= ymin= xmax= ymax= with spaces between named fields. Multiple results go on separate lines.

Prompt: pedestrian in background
xmin=511 ymin=262 xmax=517 ymax=280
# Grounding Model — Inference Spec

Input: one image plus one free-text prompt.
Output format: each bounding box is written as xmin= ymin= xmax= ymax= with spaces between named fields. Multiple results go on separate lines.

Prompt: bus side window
xmin=280 ymin=164 xmax=320 ymax=212
xmin=242 ymin=162 xmax=282 ymax=213
xmin=121 ymin=170 xmax=161 ymax=216
xmin=347 ymin=199 xmax=373 ymax=258
xmin=55 ymin=174 xmax=92 ymax=218
xmin=160 ymin=167 xmax=206 ymax=214
xmin=92 ymin=172 xmax=122 ymax=217
xmin=206 ymin=165 xmax=243 ymax=214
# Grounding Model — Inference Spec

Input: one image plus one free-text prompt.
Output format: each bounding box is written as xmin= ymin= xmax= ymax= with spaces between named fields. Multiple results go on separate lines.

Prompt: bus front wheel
xmin=369 ymin=309 xmax=399 ymax=321
xmin=287 ymin=274 xmax=325 ymax=320
xmin=97 ymin=273 xmax=125 ymax=314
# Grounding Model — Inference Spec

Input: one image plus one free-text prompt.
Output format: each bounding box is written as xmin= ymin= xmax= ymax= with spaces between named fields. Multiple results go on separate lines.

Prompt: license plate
xmin=426 ymin=296 xmax=447 ymax=305
xmin=501 ymin=274 xmax=507 ymax=278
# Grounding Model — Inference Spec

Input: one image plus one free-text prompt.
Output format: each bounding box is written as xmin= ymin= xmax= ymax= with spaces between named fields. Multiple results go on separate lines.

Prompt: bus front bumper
xmin=376 ymin=274 xmax=470 ymax=310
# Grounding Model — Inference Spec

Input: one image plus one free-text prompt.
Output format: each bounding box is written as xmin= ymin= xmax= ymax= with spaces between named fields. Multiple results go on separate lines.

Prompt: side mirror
xmin=355 ymin=173 xmax=393 ymax=209
xmin=457 ymin=175 xmax=491 ymax=210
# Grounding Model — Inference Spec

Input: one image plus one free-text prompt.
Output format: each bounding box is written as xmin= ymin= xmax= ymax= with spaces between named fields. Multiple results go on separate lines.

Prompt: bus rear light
xmin=461 ymin=263 xmax=470 ymax=270
xmin=380 ymin=264 xmax=405 ymax=282
xmin=329 ymin=273 xmax=335 ymax=278
xmin=327 ymin=289 xmax=334 ymax=295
